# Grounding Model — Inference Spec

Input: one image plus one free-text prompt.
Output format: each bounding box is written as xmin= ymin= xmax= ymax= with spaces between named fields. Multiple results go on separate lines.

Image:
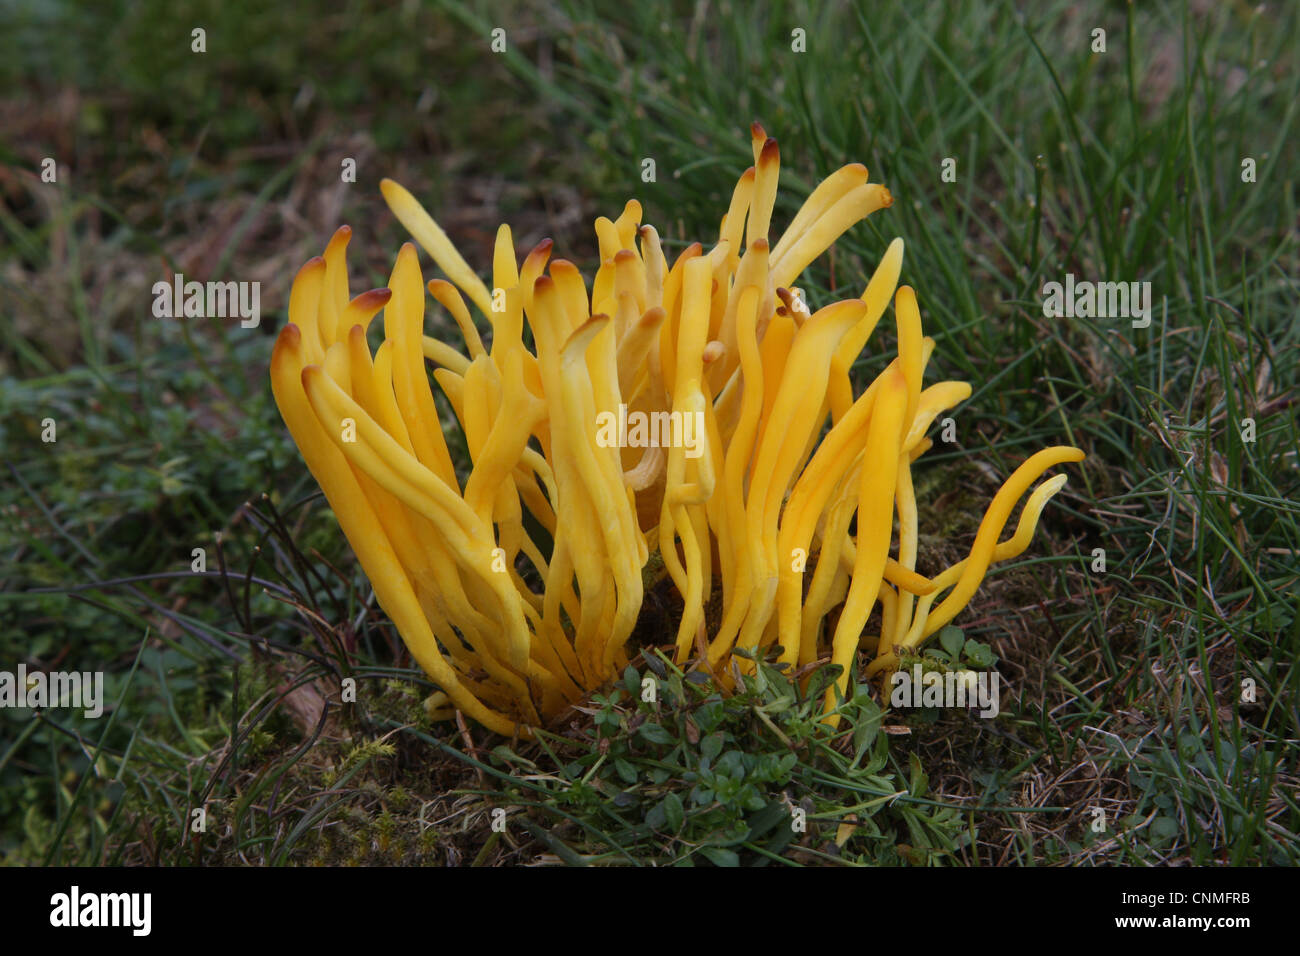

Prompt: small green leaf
xmin=663 ymin=792 xmax=685 ymax=831
xmin=962 ymin=639 xmax=996 ymax=669
xmin=717 ymin=750 xmax=744 ymax=776
xmin=646 ymin=801 xmax=667 ymax=830
xmin=638 ymin=722 xmax=674 ymax=744
xmin=1152 ymin=816 xmax=1179 ymax=841
xmin=908 ymin=752 xmax=929 ymax=797
xmin=700 ymin=846 xmax=740 ymax=867
xmin=939 ymin=625 xmax=965 ymax=660
xmin=701 ymin=732 xmax=724 ymax=762
xmin=744 ymin=800 xmax=789 ymax=839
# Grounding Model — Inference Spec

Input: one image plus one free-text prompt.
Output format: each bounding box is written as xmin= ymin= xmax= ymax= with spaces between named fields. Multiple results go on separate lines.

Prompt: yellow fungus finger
xmin=271 ymin=326 xmax=529 ymax=734
xmin=917 ymin=449 xmax=1083 ymax=641
xmin=884 ymin=558 xmax=936 ymax=595
xmin=771 ymin=184 xmax=893 ymax=290
xmin=824 ymin=368 xmax=909 ymax=725
xmin=300 ymin=366 xmax=535 ymax=673
xmin=319 ymin=226 xmax=352 ymax=349
xmin=616 ymin=307 xmax=665 ymax=396
xmin=769 ymin=162 xmax=873 ymax=264
xmin=898 ymin=474 xmax=1073 ymax=652
xmin=386 ymin=243 xmax=459 ymax=489
xmin=827 ymin=238 xmax=905 ymax=418
xmin=493 ymin=222 xmax=519 ymax=292
xmin=772 ymin=163 xmax=871 ymax=264
xmin=888 ymin=457 xmax=919 ymax=657
xmin=380 ymin=178 xmax=494 ymax=317
xmin=421 ymin=335 xmax=472 ymax=375
xmin=747 ymin=137 xmax=780 ymax=246
xmin=720 ymin=166 xmax=756 ymax=253
xmin=613 ymin=199 xmax=642 ymax=250
xmin=340 ymin=287 xmax=392 ymax=336
xmin=288 ymin=257 xmax=327 ymax=364
xmin=428 ymin=279 xmax=487 ymax=359
xmin=904 ymin=381 xmax=973 ymax=450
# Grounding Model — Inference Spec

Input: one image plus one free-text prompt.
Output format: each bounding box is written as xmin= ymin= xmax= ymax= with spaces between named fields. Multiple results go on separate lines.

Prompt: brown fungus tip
xmin=640 ymin=306 xmax=666 ymax=327
xmin=299 ymin=364 xmax=321 ymax=388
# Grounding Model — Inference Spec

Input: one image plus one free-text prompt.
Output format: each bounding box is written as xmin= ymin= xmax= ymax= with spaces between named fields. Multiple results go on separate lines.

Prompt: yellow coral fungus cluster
xmin=270 ymin=125 xmax=1083 ymax=735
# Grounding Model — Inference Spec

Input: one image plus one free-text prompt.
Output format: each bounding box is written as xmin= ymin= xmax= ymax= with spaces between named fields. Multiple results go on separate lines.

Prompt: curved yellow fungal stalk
xmin=271 ymin=126 xmax=1083 ymax=734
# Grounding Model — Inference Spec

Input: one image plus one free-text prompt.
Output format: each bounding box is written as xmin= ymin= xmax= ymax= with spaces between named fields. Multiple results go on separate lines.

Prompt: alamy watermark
xmin=0 ymin=664 xmax=104 ymax=718
xmin=50 ymin=886 xmax=150 ymax=936
xmin=889 ymin=665 xmax=1000 ymax=718
xmin=152 ymin=272 xmax=260 ymax=328
xmin=595 ymin=404 xmax=705 ymax=459
xmin=1041 ymin=273 xmax=1151 ymax=329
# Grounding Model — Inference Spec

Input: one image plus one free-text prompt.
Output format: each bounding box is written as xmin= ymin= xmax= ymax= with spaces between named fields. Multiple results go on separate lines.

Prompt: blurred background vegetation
xmin=1 ymin=0 xmax=1296 ymax=865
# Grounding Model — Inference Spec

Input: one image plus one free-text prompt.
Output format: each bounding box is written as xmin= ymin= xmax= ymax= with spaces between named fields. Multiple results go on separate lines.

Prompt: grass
xmin=2 ymin=0 xmax=1296 ymax=865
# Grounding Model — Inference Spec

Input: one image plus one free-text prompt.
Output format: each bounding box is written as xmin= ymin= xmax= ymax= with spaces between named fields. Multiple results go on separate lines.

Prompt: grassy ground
xmin=2 ymin=0 xmax=1296 ymax=865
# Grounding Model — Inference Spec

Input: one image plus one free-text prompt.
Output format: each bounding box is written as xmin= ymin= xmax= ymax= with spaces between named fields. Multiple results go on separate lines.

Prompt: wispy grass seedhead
xmin=271 ymin=125 xmax=1083 ymax=735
